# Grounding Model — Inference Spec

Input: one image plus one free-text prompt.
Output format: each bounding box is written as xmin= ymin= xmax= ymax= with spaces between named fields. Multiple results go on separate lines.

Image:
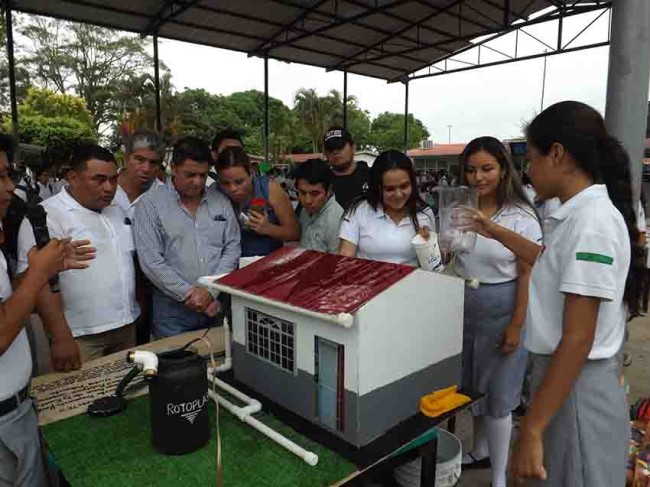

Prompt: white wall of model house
xmin=230 ymin=268 xmax=464 ymax=397
xmin=355 ymin=270 xmax=464 ymax=396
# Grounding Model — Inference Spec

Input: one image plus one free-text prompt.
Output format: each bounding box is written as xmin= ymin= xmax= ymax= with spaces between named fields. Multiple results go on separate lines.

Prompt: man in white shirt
xmin=18 ymin=144 xmax=140 ymax=364
xmin=113 ymin=130 xmax=165 ymax=345
xmin=113 ymin=129 xmax=165 ymax=221
xmin=35 ymin=168 xmax=55 ymax=201
xmin=0 ymin=133 xmax=92 ymax=486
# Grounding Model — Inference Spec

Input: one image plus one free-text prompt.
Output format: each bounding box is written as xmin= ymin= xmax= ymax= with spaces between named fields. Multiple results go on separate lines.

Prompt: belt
xmin=0 ymin=385 xmax=30 ymax=417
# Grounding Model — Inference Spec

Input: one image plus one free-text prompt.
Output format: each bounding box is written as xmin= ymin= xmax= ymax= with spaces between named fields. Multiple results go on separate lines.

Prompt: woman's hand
xmin=65 ymin=239 xmax=96 ymax=270
xmin=248 ymin=210 xmax=271 ymax=236
xmin=418 ymin=226 xmax=431 ymax=240
xmin=463 ymin=208 xmax=497 ymax=239
xmin=501 ymin=323 xmax=521 ymax=355
xmin=511 ymin=426 xmax=547 ymax=484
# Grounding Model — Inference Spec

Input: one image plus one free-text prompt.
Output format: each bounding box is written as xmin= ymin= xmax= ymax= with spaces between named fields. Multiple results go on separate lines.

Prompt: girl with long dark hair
xmin=470 ymin=101 xmax=642 ymax=486
xmin=338 ymin=150 xmax=434 ymax=265
xmin=216 ymin=147 xmax=299 ymax=257
xmin=458 ymin=137 xmax=542 ymax=487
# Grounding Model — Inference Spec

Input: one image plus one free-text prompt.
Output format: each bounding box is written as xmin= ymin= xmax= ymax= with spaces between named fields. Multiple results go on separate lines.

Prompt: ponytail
xmin=598 ymin=136 xmax=643 ymax=317
xmin=527 ymin=101 xmax=643 ymax=316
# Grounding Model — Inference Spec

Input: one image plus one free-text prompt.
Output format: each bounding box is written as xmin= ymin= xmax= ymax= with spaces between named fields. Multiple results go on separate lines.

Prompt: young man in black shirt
xmin=323 ymin=127 xmax=369 ymax=210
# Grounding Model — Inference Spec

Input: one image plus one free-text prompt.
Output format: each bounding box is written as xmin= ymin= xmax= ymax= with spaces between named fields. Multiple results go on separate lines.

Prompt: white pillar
xmin=604 ymin=0 xmax=650 ymax=205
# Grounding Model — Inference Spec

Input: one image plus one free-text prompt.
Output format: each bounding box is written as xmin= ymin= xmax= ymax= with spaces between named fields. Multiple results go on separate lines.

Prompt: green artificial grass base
xmin=43 ymin=395 xmax=357 ymax=486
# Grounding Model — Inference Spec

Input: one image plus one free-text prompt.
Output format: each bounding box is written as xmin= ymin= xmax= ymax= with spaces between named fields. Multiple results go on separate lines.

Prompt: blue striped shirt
xmin=134 ymin=179 xmax=241 ymax=301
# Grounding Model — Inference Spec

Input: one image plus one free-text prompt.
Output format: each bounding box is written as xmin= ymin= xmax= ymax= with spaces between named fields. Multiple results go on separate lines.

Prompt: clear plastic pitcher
xmin=434 ymin=186 xmax=478 ymax=254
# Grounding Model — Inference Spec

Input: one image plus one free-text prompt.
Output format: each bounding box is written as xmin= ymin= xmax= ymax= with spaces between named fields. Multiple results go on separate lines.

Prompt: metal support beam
xmin=153 ymin=34 xmax=162 ymax=133
xmin=264 ymin=56 xmax=269 ymax=166
xmin=4 ymin=2 xmax=18 ymax=140
xmin=407 ymin=41 xmax=609 ymax=81
xmin=329 ymin=0 xmax=465 ymax=71
xmin=264 ymin=0 xmax=412 ymax=53
xmin=142 ymin=0 xmax=200 ymax=38
xmin=403 ymin=81 xmax=409 ymax=153
xmin=252 ymin=0 xmax=330 ymax=55
xmin=604 ymin=0 xmax=650 ymax=207
xmin=343 ymin=70 xmax=348 ymax=130
xmin=354 ymin=3 xmax=608 ymax=74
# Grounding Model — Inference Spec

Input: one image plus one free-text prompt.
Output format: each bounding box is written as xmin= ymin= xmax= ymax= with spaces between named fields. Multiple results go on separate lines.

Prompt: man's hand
xmin=27 ymin=239 xmax=67 ymax=279
xmin=204 ymin=300 xmax=221 ymax=318
xmin=50 ymin=334 xmax=82 ymax=372
xmin=183 ymin=287 xmax=214 ymax=313
xmin=64 ymin=239 xmax=96 ymax=270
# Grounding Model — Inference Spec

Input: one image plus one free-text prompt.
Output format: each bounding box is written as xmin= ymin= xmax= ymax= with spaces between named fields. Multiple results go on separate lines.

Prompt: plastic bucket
xmin=394 ymin=429 xmax=462 ymax=487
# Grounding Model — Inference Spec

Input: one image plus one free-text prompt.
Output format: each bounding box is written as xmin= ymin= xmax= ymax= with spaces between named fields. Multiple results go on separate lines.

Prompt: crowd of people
xmin=0 ymin=100 xmax=644 ymax=487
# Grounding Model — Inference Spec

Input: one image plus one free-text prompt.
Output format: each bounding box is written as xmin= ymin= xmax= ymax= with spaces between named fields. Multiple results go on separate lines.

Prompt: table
xmin=36 ymin=329 xmax=481 ymax=486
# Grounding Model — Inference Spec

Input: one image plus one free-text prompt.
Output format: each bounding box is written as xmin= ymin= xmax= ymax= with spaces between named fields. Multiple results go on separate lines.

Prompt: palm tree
xmin=294 ymin=88 xmax=340 ymax=153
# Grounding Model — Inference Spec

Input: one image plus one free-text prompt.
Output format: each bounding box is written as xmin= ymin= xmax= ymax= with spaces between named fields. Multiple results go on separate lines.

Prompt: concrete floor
xmin=453 ymin=313 xmax=650 ymax=486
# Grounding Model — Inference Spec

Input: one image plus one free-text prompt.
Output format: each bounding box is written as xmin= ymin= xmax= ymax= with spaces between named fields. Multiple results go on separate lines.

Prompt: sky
xmin=155 ymin=7 xmax=615 ymax=147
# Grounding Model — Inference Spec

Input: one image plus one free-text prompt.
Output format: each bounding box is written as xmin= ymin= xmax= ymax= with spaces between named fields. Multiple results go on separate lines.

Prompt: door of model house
xmin=315 ymin=337 xmax=344 ymax=431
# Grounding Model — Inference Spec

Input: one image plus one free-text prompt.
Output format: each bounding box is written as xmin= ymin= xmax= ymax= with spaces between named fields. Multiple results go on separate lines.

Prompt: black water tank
xmin=149 ymin=349 xmax=210 ymax=455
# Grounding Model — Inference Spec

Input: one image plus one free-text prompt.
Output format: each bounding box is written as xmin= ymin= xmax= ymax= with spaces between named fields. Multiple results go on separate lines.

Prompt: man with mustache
xmin=17 ymin=144 xmax=139 ymax=365
xmin=134 ymin=137 xmax=240 ymax=338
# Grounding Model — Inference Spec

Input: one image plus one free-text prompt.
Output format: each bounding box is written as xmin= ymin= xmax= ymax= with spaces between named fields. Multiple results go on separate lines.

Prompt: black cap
xmin=323 ymin=127 xmax=354 ymax=152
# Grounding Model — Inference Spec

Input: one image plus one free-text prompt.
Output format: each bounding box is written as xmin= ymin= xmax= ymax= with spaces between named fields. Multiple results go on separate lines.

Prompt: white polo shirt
xmin=0 ymin=249 xmax=32 ymax=401
xmin=457 ymin=205 xmax=542 ymax=283
xmin=16 ymin=188 xmax=140 ymax=338
xmin=112 ymin=179 xmax=164 ymax=221
xmin=339 ymin=201 xmax=436 ymax=266
xmin=525 ymin=185 xmax=629 ymax=359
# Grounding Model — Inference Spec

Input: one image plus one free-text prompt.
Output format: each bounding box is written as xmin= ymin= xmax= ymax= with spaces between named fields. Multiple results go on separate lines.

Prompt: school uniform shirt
xmin=37 ymin=182 xmax=56 ymax=201
xmin=299 ymin=195 xmax=344 ymax=254
xmin=339 ymin=201 xmax=436 ymax=266
xmin=526 ymin=185 xmax=630 ymax=360
xmin=457 ymin=205 xmax=542 ymax=284
xmin=0 ymin=249 xmax=31 ymax=401
xmin=16 ymin=188 xmax=140 ymax=338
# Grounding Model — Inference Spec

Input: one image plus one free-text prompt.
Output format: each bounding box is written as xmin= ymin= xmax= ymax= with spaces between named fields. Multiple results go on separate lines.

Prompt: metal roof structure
xmin=9 ymin=0 xmax=611 ymax=83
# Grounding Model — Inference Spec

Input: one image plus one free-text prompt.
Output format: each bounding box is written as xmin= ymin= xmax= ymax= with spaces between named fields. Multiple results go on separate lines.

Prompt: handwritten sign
xmin=32 ymin=328 xmax=224 ymax=425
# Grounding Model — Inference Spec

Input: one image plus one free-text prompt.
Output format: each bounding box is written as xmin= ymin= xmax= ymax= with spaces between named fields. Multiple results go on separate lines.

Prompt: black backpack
xmin=2 ymin=182 xmax=42 ymax=273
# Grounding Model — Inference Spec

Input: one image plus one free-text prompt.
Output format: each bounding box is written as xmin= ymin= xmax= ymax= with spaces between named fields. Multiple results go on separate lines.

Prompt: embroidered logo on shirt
xmin=576 ymin=252 xmax=614 ymax=265
xmin=213 ymin=215 xmax=227 ymax=222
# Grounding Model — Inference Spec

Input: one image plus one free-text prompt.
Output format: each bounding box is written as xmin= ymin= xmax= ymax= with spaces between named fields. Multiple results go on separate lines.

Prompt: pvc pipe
xmin=127 ymin=350 xmax=159 ymax=378
xmin=213 ymin=317 xmax=232 ymax=373
xmin=207 ymin=388 xmax=318 ymax=466
xmin=198 ymin=276 xmax=354 ymax=328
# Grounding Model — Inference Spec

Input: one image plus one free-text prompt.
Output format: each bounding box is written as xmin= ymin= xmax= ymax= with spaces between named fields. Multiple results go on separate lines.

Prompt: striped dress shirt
xmin=134 ymin=179 xmax=241 ymax=302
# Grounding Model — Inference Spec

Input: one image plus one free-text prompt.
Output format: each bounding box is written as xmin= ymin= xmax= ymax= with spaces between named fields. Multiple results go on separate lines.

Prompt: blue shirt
xmin=134 ymin=179 xmax=241 ymax=301
xmin=236 ymin=175 xmax=282 ymax=257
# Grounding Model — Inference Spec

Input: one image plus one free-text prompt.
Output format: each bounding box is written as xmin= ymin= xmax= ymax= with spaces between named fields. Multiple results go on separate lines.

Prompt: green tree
xmin=326 ymin=90 xmax=372 ymax=151
xmin=175 ymin=88 xmax=243 ymax=143
xmin=0 ymin=11 xmax=30 ymax=113
xmin=293 ymin=88 xmax=340 ymax=153
xmin=4 ymin=87 xmax=95 ymax=149
xmin=20 ymin=18 xmax=156 ymax=134
xmin=370 ymin=112 xmax=430 ymax=152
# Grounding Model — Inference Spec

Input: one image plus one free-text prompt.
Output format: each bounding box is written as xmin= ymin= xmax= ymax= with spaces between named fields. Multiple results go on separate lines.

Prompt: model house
xmin=205 ymin=247 xmax=464 ymax=447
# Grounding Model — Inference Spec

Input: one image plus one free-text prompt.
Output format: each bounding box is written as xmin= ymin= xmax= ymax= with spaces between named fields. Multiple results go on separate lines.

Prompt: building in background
xmin=407 ymin=144 xmax=466 ymax=176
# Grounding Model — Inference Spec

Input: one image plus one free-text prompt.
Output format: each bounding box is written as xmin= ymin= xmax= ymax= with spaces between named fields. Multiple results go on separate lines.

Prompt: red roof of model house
xmin=218 ymin=247 xmax=414 ymax=315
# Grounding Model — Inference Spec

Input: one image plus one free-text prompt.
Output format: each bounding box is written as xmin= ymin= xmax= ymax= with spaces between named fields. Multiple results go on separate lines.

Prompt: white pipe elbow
xmin=127 ymin=350 xmax=159 ymax=378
